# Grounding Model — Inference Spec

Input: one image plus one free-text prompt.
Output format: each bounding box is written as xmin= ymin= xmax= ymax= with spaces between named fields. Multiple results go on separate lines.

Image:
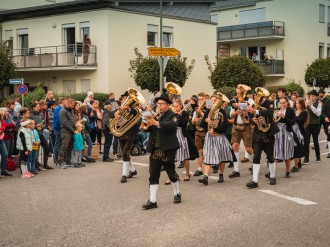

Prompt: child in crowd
xmin=16 ymin=120 xmax=34 ymax=178
xmin=27 ymin=120 xmax=40 ymax=175
xmin=73 ymin=122 xmax=85 ymax=168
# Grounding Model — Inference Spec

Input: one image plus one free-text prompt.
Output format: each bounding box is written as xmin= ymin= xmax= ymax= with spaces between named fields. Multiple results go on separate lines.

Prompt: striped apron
xmin=175 ymin=127 xmax=190 ymax=161
xmin=274 ymin=123 xmax=294 ymax=161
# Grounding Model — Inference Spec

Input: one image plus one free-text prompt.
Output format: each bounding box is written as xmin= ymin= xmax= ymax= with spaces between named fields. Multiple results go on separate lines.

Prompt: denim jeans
xmin=113 ymin=137 xmax=118 ymax=155
xmin=4 ymin=138 xmax=14 ymax=158
xmin=54 ymin=129 xmax=61 ymax=162
xmin=85 ymin=133 xmax=93 ymax=158
xmin=43 ymin=129 xmax=50 ymax=143
xmin=0 ymin=140 xmax=8 ymax=173
xmin=103 ymin=128 xmax=113 ymax=160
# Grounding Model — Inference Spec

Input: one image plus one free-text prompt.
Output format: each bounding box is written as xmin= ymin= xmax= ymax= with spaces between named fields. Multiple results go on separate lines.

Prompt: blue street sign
xmin=9 ymin=78 xmax=24 ymax=84
xmin=17 ymin=84 xmax=28 ymax=95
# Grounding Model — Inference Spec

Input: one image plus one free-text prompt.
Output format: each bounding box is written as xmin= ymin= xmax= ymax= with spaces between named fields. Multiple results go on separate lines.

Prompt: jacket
xmin=73 ymin=132 xmax=85 ymax=151
xmin=16 ymin=127 xmax=33 ymax=151
xmin=146 ymin=109 xmax=180 ymax=152
xmin=276 ymin=107 xmax=296 ymax=132
xmin=29 ymin=110 xmax=46 ymax=128
xmin=201 ymin=108 xmax=228 ymax=135
xmin=59 ymin=106 xmax=75 ymax=134
xmin=53 ymin=105 xmax=62 ymax=131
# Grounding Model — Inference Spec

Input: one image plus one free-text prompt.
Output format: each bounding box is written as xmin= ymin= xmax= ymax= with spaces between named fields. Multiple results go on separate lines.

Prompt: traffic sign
xmin=9 ymin=78 xmax=24 ymax=84
xmin=17 ymin=84 xmax=28 ymax=95
xmin=148 ymin=47 xmax=180 ymax=57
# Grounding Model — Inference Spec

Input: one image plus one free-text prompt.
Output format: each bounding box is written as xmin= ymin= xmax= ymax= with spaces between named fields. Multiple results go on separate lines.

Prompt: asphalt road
xmin=1 ymin=132 xmax=329 ymax=247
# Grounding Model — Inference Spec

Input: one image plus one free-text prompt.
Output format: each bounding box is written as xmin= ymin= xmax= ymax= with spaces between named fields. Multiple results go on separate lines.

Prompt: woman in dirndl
xmin=198 ymin=95 xmax=235 ymax=185
xmin=274 ymin=96 xmax=296 ymax=178
xmin=291 ymin=98 xmax=308 ymax=172
xmin=165 ymin=99 xmax=198 ymax=184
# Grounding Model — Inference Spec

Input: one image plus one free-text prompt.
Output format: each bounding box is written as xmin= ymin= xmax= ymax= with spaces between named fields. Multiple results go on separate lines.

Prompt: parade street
xmin=1 ymin=131 xmax=330 ymax=247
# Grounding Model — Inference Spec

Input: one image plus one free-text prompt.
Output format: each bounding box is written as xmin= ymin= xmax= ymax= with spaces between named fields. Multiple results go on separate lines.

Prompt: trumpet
xmin=273 ymin=106 xmax=284 ymax=122
xmin=140 ymin=109 xmax=161 ymax=131
xmin=177 ymin=102 xmax=193 ymax=115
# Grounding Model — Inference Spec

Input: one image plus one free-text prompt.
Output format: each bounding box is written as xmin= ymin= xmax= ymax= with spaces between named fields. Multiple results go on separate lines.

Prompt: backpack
xmin=6 ymin=158 xmax=17 ymax=171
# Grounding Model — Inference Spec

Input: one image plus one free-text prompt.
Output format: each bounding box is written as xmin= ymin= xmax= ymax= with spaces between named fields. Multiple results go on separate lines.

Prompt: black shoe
xmin=86 ymin=158 xmax=96 ymax=163
xmin=177 ymin=162 xmax=184 ymax=168
xmin=246 ymin=181 xmax=258 ymax=188
xmin=120 ymin=176 xmax=127 ymax=183
xmin=127 ymin=170 xmax=137 ymax=178
xmin=327 ymin=153 xmax=330 ymax=158
xmin=270 ymin=177 xmax=276 ymax=185
xmin=265 ymin=173 xmax=270 ymax=179
xmin=218 ymin=174 xmax=224 ymax=183
xmin=103 ymin=158 xmax=114 ymax=162
xmin=142 ymin=200 xmax=158 ymax=210
xmin=193 ymin=170 xmax=203 ymax=176
xmin=44 ymin=165 xmax=54 ymax=170
xmin=174 ymin=193 xmax=182 ymax=204
xmin=291 ymin=167 xmax=299 ymax=173
xmin=198 ymin=175 xmax=208 ymax=185
xmin=81 ymin=157 xmax=87 ymax=162
xmin=36 ymin=167 xmax=42 ymax=171
xmin=285 ymin=172 xmax=291 ymax=178
xmin=74 ymin=163 xmax=82 ymax=168
xmin=302 ymin=159 xmax=309 ymax=165
xmin=229 ymin=171 xmax=240 ymax=178
xmin=31 ymin=171 xmax=38 ymax=175
xmin=1 ymin=171 xmax=13 ymax=177
xmin=316 ymin=157 xmax=321 ymax=162
xmin=228 ymin=163 xmax=234 ymax=168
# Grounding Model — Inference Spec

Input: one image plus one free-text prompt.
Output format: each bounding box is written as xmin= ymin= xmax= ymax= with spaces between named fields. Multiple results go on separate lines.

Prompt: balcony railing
xmin=12 ymin=44 xmax=97 ymax=69
xmin=217 ymin=21 xmax=285 ymax=42
xmin=256 ymin=60 xmax=284 ymax=76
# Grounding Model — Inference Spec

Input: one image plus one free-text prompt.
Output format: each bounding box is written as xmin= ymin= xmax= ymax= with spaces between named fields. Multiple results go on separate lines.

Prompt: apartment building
xmin=0 ymin=0 xmax=217 ymax=100
xmin=211 ymin=0 xmax=330 ymax=91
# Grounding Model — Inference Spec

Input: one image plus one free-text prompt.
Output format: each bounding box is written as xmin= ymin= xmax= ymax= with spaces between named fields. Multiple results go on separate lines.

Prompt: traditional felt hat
xmin=155 ymin=93 xmax=172 ymax=104
xmin=308 ymin=89 xmax=319 ymax=96
xmin=121 ymin=91 xmax=129 ymax=97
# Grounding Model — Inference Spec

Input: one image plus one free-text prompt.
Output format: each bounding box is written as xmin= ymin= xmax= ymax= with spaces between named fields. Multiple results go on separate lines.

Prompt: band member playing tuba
xmin=246 ymin=87 xmax=279 ymax=188
xmin=191 ymin=92 xmax=208 ymax=176
xmin=198 ymin=93 xmax=236 ymax=185
xmin=229 ymin=84 xmax=254 ymax=179
xmin=113 ymin=90 xmax=145 ymax=183
xmin=142 ymin=93 xmax=181 ymax=210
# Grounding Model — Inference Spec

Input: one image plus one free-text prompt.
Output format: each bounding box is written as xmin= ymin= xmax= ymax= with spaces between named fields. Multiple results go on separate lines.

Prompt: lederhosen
xmin=194 ymin=107 xmax=207 ymax=150
xmin=146 ymin=110 xmax=180 ymax=185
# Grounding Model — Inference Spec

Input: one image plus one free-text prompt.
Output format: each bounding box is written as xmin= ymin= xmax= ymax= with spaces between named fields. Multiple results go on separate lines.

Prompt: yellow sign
xmin=148 ymin=47 xmax=180 ymax=57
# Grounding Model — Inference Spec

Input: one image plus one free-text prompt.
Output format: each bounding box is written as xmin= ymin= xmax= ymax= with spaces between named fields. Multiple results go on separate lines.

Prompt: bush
xmin=56 ymin=92 xmax=109 ymax=108
xmin=24 ymin=86 xmax=46 ymax=108
xmin=305 ymin=58 xmax=330 ymax=88
xmin=285 ymin=81 xmax=304 ymax=96
xmin=214 ymin=86 xmax=236 ymax=100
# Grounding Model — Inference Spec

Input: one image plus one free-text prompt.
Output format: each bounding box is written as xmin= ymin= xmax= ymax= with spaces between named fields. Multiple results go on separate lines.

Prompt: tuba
xmin=254 ymin=87 xmax=271 ymax=132
xmin=237 ymin=84 xmax=252 ymax=124
xmin=109 ymin=87 xmax=145 ymax=137
xmin=208 ymin=92 xmax=229 ymax=134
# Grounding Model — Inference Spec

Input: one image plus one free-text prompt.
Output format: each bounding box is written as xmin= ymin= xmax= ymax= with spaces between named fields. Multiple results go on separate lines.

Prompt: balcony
xmin=256 ymin=60 xmax=284 ymax=76
xmin=12 ymin=44 xmax=97 ymax=71
xmin=217 ymin=21 xmax=285 ymax=43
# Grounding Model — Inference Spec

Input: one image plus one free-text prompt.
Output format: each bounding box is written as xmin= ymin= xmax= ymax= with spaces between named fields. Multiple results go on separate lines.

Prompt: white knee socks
xmin=122 ymin=161 xmax=130 ymax=177
xmin=171 ymin=181 xmax=180 ymax=195
xmin=129 ymin=161 xmax=136 ymax=172
xmin=252 ymin=163 xmax=260 ymax=183
xmin=150 ymin=184 xmax=159 ymax=203
xmin=269 ymin=162 xmax=276 ymax=178
xmin=234 ymin=152 xmax=240 ymax=172
xmin=328 ymin=141 xmax=330 ymax=153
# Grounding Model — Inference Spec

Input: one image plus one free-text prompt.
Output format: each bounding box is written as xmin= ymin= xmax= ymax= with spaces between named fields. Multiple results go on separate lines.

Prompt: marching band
xmin=109 ymin=84 xmax=329 ymax=210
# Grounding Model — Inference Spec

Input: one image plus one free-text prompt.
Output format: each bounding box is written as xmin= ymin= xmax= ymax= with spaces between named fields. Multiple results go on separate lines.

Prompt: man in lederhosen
xmin=142 ymin=93 xmax=181 ymax=210
xmin=229 ymin=84 xmax=254 ymax=179
xmin=246 ymin=88 xmax=279 ymax=188
xmin=191 ymin=92 xmax=208 ymax=176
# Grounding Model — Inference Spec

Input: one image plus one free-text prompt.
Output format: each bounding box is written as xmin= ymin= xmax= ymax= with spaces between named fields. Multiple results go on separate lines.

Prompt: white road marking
xmin=259 ymin=190 xmax=318 ymax=205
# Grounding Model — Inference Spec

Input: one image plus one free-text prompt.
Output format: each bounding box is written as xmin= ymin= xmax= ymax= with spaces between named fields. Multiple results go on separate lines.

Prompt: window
xmin=319 ymin=43 xmax=324 ymax=58
xmin=17 ymin=28 xmax=28 ymax=55
xmin=210 ymin=14 xmax=218 ymax=24
xmin=327 ymin=45 xmax=330 ymax=57
xmin=5 ymin=30 xmax=13 ymax=51
xmin=328 ymin=7 xmax=330 ymax=35
xmin=63 ymin=80 xmax=76 ymax=95
xmin=163 ymin=26 xmax=173 ymax=48
xmin=80 ymin=22 xmax=90 ymax=41
xmin=147 ymin=24 xmax=158 ymax=46
xmin=239 ymin=8 xmax=265 ymax=24
xmin=81 ymin=79 xmax=90 ymax=93
xmin=319 ymin=4 xmax=325 ymax=23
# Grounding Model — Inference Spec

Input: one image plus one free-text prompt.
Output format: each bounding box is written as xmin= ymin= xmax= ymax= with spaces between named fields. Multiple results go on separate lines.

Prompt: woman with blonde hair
xmin=46 ymin=90 xmax=55 ymax=109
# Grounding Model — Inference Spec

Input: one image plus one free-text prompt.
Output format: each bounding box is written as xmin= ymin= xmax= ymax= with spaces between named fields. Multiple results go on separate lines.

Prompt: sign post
xmin=11 ymin=78 xmax=28 ymax=107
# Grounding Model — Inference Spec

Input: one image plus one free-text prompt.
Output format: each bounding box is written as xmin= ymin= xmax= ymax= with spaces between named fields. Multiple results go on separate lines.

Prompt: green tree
xmin=305 ymin=58 xmax=330 ymax=88
xmin=129 ymin=48 xmax=195 ymax=92
xmin=0 ymin=41 xmax=17 ymax=92
xmin=205 ymin=55 xmax=265 ymax=90
xmin=24 ymin=85 xmax=46 ymax=108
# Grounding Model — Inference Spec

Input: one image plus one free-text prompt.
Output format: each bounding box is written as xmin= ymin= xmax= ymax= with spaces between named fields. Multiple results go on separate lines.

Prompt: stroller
xmin=130 ymin=134 xmax=148 ymax=156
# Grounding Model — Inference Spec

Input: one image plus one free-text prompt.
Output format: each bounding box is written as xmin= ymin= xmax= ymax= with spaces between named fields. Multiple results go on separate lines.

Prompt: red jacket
xmin=3 ymin=120 xmax=16 ymax=140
